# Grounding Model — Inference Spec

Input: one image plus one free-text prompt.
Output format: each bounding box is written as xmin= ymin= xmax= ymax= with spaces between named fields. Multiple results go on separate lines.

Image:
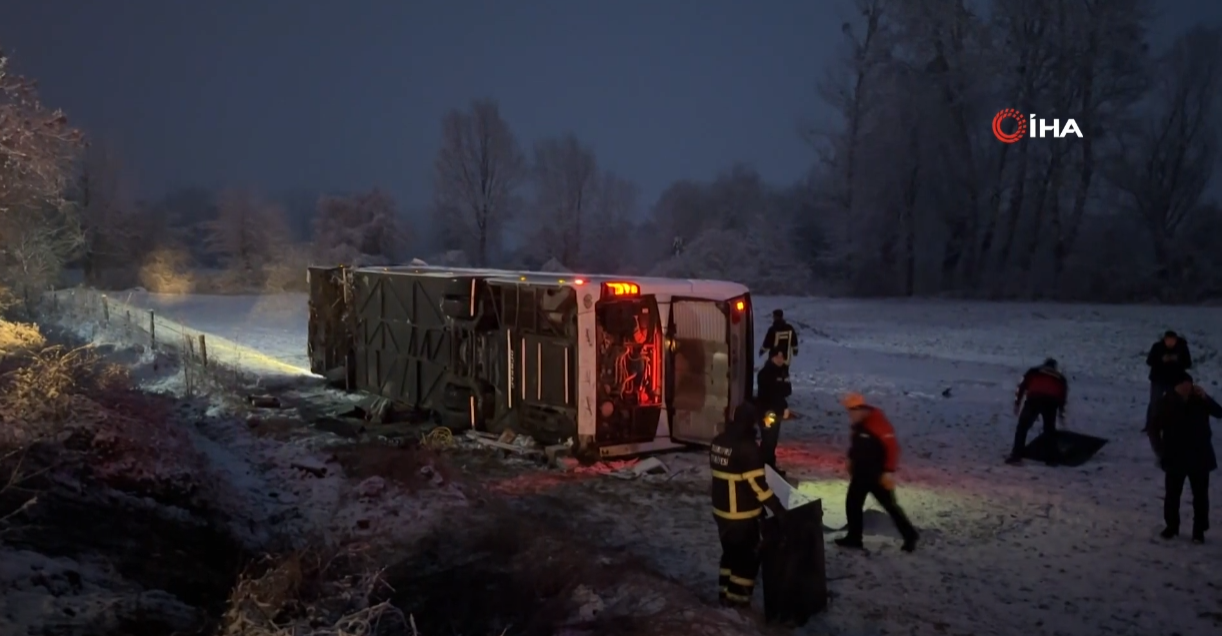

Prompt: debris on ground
xmin=246 ymin=394 xmax=281 ymax=408
xmin=312 ymin=415 xmax=366 ymax=438
xmin=419 ymin=464 xmax=446 ymax=487
xmin=289 ymin=461 xmax=327 ymax=478
xmin=355 ymin=476 xmax=386 ymax=499
xmin=465 ymin=429 xmax=545 ymax=458
xmin=420 ymin=426 xmax=454 ymax=450
xmin=610 ymin=457 xmax=669 ymax=479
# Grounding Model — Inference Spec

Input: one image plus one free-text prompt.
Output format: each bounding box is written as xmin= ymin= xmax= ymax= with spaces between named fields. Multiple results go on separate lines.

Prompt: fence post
xmin=102 ymin=295 xmax=109 ymax=323
xmin=149 ymin=310 xmax=156 ymax=349
xmin=198 ymin=334 xmax=208 ymax=367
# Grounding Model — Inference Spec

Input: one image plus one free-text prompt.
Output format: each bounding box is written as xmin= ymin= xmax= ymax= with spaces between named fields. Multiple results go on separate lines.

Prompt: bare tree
xmin=0 ymin=205 xmax=84 ymax=291
xmin=811 ymin=0 xmax=893 ymax=280
xmin=313 ymin=188 xmax=405 ymax=265
xmin=0 ymin=53 xmax=82 ymax=219
xmin=529 ymin=133 xmax=599 ymax=268
xmin=78 ymin=140 xmax=141 ymax=284
xmin=1047 ymin=0 xmax=1150 ymax=289
xmin=201 ymin=188 xmax=290 ymax=287
xmin=432 ymin=98 xmax=526 ymax=266
xmin=0 ymin=52 xmax=84 ymax=291
xmin=584 ymin=171 xmax=639 ymax=272
xmin=1105 ymin=26 xmax=1222 ymax=287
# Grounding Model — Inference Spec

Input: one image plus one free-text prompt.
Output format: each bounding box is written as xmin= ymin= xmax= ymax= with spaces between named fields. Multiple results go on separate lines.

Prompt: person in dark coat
xmin=755 ymin=347 xmax=792 ymax=474
xmin=1006 ymin=358 xmax=1069 ymax=465
xmin=833 ymin=393 xmax=919 ymax=552
xmin=709 ymin=403 xmax=787 ymax=608
xmin=759 ymin=309 xmax=798 ymax=365
xmin=1144 ymin=330 xmax=1193 ymax=432
xmin=1148 ymin=371 xmax=1219 ymax=544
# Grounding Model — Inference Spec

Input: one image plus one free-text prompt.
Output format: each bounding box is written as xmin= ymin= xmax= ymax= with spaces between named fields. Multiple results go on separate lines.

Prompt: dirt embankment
xmin=0 ymin=341 xmax=254 ymax=635
xmin=1 ymin=315 xmax=772 ymax=636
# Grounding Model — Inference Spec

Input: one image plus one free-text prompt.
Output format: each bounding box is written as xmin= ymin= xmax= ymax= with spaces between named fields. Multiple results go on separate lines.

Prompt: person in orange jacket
xmin=834 ymin=393 xmax=919 ymax=552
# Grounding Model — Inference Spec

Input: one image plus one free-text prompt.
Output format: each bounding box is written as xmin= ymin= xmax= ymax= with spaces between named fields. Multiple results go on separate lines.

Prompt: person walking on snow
xmin=1007 ymin=358 xmax=1069 ymax=466
xmin=755 ymin=347 xmax=792 ymax=475
xmin=1147 ymin=371 xmax=1218 ymax=544
xmin=759 ymin=309 xmax=798 ymax=365
xmin=709 ymin=403 xmax=787 ymax=608
xmin=1144 ymin=330 xmax=1192 ymax=432
xmin=834 ymin=393 xmax=919 ymax=552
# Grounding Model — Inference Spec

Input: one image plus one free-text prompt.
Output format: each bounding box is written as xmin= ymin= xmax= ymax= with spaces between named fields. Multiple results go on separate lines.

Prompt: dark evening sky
xmin=1 ymin=0 xmax=1217 ymax=215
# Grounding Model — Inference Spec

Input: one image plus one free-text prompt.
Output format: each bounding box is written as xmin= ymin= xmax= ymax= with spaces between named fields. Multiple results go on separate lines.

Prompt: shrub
xmin=0 ymin=344 xmax=129 ymax=444
xmin=0 ymin=320 xmax=46 ymax=357
xmin=139 ymin=247 xmax=196 ymax=294
xmin=221 ymin=545 xmax=406 ymax=636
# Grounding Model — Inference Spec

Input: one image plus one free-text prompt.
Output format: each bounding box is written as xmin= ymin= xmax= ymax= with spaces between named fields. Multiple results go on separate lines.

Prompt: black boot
xmin=1160 ymin=527 xmax=1178 ymax=540
xmin=901 ymin=533 xmax=919 ymax=553
xmin=1192 ymin=531 xmax=1205 ymax=544
xmin=834 ymin=536 xmax=864 ymax=549
xmin=1005 ymin=456 xmax=1022 ymax=465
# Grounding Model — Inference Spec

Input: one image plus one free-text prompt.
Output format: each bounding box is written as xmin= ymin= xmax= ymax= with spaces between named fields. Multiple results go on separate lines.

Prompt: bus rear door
xmin=667 ymin=295 xmax=751 ymax=444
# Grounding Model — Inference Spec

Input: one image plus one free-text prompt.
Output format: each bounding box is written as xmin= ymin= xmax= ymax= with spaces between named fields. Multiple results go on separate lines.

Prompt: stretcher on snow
xmin=1021 ymin=430 xmax=1109 ymax=467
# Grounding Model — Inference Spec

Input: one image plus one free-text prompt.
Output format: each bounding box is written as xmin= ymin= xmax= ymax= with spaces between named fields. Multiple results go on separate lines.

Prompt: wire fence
xmin=43 ymin=287 xmax=312 ymax=380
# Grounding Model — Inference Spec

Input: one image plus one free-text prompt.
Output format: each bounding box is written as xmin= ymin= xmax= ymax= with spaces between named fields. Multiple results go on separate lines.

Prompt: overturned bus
xmin=307 ymin=264 xmax=754 ymax=459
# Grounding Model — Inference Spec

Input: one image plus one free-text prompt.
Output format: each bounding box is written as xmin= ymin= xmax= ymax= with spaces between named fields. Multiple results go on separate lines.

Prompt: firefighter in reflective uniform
xmin=1007 ymin=358 xmax=1069 ymax=465
xmin=759 ymin=309 xmax=798 ymax=365
xmin=755 ymin=347 xmax=792 ymax=474
xmin=710 ymin=403 xmax=787 ymax=608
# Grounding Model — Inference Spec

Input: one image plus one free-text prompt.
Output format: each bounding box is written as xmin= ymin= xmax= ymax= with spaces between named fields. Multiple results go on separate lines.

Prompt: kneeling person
xmin=1007 ymin=358 xmax=1068 ymax=465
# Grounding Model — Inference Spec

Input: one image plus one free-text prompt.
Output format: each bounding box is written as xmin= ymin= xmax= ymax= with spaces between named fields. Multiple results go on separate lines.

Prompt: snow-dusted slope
xmin=101 ymin=291 xmax=1222 ymax=635
xmin=107 ymin=291 xmax=309 ymax=370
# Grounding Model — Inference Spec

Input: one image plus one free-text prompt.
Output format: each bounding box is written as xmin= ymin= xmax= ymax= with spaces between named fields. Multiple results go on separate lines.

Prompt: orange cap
xmin=841 ymin=393 xmax=866 ymax=409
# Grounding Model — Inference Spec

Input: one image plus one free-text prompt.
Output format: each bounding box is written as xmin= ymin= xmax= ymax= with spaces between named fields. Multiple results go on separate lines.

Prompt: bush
xmin=262 ymin=244 xmax=311 ymax=293
xmin=0 ymin=342 xmax=129 ymax=444
xmin=0 ymin=320 xmax=46 ymax=357
xmin=222 ymin=545 xmax=406 ymax=636
xmin=139 ymin=247 xmax=196 ymax=294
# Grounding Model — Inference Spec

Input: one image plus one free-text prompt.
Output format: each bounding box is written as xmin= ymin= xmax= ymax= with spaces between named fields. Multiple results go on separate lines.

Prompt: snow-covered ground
xmin=98 ymin=290 xmax=309 ymax=370
xmin=50 ymin=292 xmax=1222 ymax=635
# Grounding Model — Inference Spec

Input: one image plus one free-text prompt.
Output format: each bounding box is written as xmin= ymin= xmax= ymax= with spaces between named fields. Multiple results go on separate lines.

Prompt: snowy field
xmin=101 ymin=290 xmax=309 ymax=370
xmin=76 ymin=292 xmax=1222 ymax=635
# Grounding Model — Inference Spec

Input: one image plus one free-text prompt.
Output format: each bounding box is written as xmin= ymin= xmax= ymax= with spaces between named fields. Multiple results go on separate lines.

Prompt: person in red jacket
xmin=833 ymin=393 xmax=919 ymax=552
xmin=1006 ymin=358 xmax=1069 ymax=465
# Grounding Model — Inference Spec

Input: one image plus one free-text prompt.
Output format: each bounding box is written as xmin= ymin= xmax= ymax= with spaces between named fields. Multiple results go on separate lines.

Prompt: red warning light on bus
xmin=604 ymin=282 xmax=639 ymax=296
xmin=735 ymin=300 xmax=745 ymax=311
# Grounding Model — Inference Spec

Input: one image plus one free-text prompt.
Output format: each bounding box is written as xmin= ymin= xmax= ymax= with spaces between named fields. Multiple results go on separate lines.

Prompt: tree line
xmin=805 ymin=0 xmax=1222 ymax=301
xmin=1 ymin=46 xmax=407 ymax=296
xmin=428 ymin=0 xmax=1222 ymax=301
xmin=3 ymin=0 xmax=1220 ymax=302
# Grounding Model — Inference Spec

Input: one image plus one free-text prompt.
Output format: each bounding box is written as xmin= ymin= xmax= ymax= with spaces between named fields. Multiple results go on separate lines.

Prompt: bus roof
xmin=355 ymin=264 xmax=749 ymax=300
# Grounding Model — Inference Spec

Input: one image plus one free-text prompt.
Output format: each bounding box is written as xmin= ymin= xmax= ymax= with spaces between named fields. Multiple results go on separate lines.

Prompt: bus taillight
xmin=603 ymin=282 xmax=639 ymax=296
xmin=730 ymin=296 xmax=747 ymax=323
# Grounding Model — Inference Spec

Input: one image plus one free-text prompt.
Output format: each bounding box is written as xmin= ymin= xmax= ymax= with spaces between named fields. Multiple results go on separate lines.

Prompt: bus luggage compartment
xmin=347 ymin=269 xmax=476 ymax=416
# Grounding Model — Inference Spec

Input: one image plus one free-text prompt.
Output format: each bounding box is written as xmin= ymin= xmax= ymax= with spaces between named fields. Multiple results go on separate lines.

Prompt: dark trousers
xmin=716 ymin=517 xmax=761 ymax=605
xmin=844 ymin=476 xmax=918 ymax=542
xmin=760 ymin=421 xmax=782 ymax=470
xmin=1011 ymin=398 xmax=1059 ymax=460
xmin=1164 ymin=470 xmax=1210 ymax=534
xmin=1145 ymin=382 xmax=1171 ymax=431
